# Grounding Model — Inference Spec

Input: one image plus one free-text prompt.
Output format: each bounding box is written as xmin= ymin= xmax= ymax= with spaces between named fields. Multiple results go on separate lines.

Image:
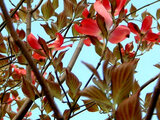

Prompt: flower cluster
xmin=74 ymin=0 xmax=130 ymax=46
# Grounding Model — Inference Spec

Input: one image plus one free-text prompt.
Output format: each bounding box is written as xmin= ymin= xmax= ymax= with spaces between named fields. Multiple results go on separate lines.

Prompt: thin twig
xmin=140 ymin=73 xmax=160 ymax=91
xmin=126 ymin=0 xmax=160 ymax=17
xmin=0 ymin=1 xmax=63 ymax=119
xmin=31 ymin=0 xmax=43 ymax=14
xmin=60 ymin=38 xmax=84 ymax=83
xmin=55 ymin=71 xmax=71 ymax=108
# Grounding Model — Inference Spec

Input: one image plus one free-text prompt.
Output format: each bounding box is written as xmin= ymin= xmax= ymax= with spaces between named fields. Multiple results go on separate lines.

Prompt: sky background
xmin=1 ymin=0 xmax=160 ymax=120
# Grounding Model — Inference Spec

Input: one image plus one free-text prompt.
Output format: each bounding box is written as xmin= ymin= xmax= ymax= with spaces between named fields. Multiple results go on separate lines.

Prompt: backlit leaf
xmin=47 ymin=80 xmax=62 ymax=100
xmin=75 ymin=1 xmax=87 ymax=18
xmin=80 ymin=86 xmax=111 ymax=106
xmin=18 ymin=6 xmax=27 ymax=22
xmin=130 ymin=4 xmax=137 ymax=18
xmin=116 ymin=91 xmax=142 ymax=120
xmin=144 ymin=93 xmax=152 ymax=109
xmin=38 ymin=36 xmax=49 ymax=57
xmin=156 ymin=8 xmax=160 ymax=20
xmin=111 ymin=59 xmax=138 ymax=104
xmin=132 ymin=80 xmax=140 ymax=94
xmin=22 ymin=78 xmax=35 ymax=101
xmin=82 ymin=61 xmax=101 ymax=81
xmin=41 ymin=0 xmax=54 ymax=20
xmin=52 ymin=0 xmax=59 ymax=10
xmin=41 ymin=23 xmax=55 ymax=39
xmin=66 ymin=69 xmax=82 ymax=99
xmin=156 ymin=95 xmax=160 ymax=119
xmin=82 ymin=99 xmax=99 ymax=112
xmin=96 ymin=13 xmax=108 ymax=39
xmin=56 ymin=11 xmax=67 ymax=30
xmin=64 ymin=0 xmax=73 ymax=18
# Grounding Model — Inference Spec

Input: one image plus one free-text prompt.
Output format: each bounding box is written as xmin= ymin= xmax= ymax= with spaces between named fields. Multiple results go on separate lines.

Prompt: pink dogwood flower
xmin=27 ymin=33 xmax=72 ymax=60
xmin=74 ymin=0 xmax=130 ymax=45
xmin=128 ymin=16 xmax=159 ymax=42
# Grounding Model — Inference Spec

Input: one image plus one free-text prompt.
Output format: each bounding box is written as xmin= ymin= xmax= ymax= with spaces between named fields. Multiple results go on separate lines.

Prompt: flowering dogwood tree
xmin=0 ymin=0 xmax=160 ymax=120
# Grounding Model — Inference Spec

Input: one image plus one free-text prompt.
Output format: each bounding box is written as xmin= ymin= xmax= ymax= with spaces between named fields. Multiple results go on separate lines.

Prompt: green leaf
xmin=22 ymin=78 xmax=35 ymax=101
xmin=41 ymin=0 xmax=54 ymax=20
xmin=66 ymin=69 xmax=82 ymax=100
xmin=116 ymin=91 xmax=142 ymax=120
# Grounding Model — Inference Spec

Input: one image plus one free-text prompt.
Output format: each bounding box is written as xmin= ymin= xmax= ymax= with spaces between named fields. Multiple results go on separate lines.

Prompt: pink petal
xmin=55 ymin=44 xmax=72 ymax=50
xmin=109 ymin=25 xmax=130 ymax=43
xmin=48 ymin=33 xmax=64 ymax=48
xmin=82 ymin=8 xmax=89 ymax=18
xmin=27 ymin=33 xmax=41 ymax=49
xmin=128 ymin=22 xmax=140 ymax=35
xmin=32 ymin=51 xmax=46 ymax=60
xmin=141 ymin=16 xmax=152 ymax=33
xmin=115 ymin=0 xmax=127 ymax=15
xmin=94 ymin=1 xmax=113 ymax=29
xmin=101 ymin=0 xmax=110 ymax=11
xmin=83 ymin=38 xmax=91 ymax=46
xmin=74 ymin=18 xmax=101 ymax=38
xmin=144 ymin=31 xmax=159 ymax=42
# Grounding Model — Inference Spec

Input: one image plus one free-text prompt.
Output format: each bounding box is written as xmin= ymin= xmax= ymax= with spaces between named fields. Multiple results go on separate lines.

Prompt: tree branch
xmin=0 ymin=0 xmax=25 ymax=32
xmin=145 ymin=76 xmax=160 ymax=120
xmin=60 ymin=38 xmax=84 ymax=83
xmin=0 ymin=1 xmax=63 ymax=119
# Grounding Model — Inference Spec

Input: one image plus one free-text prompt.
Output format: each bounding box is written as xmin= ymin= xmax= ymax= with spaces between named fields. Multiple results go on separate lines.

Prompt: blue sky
xmin=1 ymin=0 xmax=160 ymax=119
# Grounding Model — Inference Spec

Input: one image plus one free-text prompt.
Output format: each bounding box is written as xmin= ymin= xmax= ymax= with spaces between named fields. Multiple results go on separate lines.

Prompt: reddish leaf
xmin=17 ymin=54 xmax=27 ymax=65
xmin=156 ymin=8 xmax=160 ymax=20
xmin=75 ymin=1 xmax=87 ymax=18
xmin=82 ymin=99 xmax=99 ymax=112
xmin=116 ymin=91 xmax=142 ymax=120
xmin=80 ymin=86 xmax=111 ymax=106
xmin=130 ymin=4 xmax=137 ymax=18
xmin=132 ymin=80 xmax=140 ymax=95
xmin=22 ymin=78 xmax=35 ymax=101
xmin=56 ymin=11 xmax=67 ymax=30
xmin=63 ymin=109 xmax=70 ymax=120
xmin=52 ymin=0 xmax=59 ymax=10
xmin=82 ymin=61 xmax=101 ymax=81
xmin=144 ymin=93 xmax=152 ymax=109
xmin=66 ymin=69 xmax=82 ymax=100
xmin=111 ymin=59 xmax=138 ymax=104
xmin=18 ymin=6 xmax=27 ymax=22
xmin=41 ymin=23 xmax=55 ymax=39
xmin=41 ymin=0 xmax=54 ymax=20
xmin=156 ymin=95 xmax=160 ymax=119
xmin=64 ymin=0 xmax=74 ymax=17
xmin=42 ymin=97 xmax=53 ymax=114
xmin=16 ymin=29 xmax=25 ymax=40
xmin=46 ymin=80 xmax=63 ymax=100
xmin=38 ymin=36 xmax=49 ymax=57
